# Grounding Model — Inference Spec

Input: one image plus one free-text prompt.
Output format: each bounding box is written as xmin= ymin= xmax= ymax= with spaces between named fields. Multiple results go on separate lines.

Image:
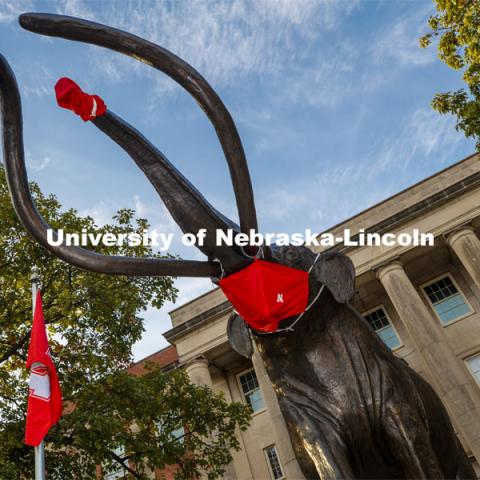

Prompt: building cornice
xmin=164 ymin=300 xmax=232 ymax=343
xmin=328 ymin=170 xmax=480 ymax=254
xmin=315 ymin=152 xmax=480 ymax=244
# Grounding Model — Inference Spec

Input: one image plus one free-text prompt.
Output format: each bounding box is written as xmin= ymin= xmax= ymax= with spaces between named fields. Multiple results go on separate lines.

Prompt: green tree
xmin=420 ymin=0 xmax=480 ymax=148
xmin=0 ymin=167 xmax=251 ymax=479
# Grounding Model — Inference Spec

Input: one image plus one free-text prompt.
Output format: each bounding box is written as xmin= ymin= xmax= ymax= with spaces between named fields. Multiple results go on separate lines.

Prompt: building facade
xmin=139 ymin=154 xmax=480 ymax=479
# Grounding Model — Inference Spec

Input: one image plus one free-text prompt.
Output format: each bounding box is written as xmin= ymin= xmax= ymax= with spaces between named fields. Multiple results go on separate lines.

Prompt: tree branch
xmin=0 ymin=314 xmax=63 ymax=364
xmin=109 ymin=450 xmax=141 ymax=479
xmin=0 ymin=331 xmax=30 ymax=364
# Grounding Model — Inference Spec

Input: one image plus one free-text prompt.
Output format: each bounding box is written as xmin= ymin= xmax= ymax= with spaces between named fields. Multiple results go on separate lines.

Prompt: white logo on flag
xmin=276 ymin=293 xmax=284 ymax=303
xmin=29 ymin=363 xmax=50 ymax=401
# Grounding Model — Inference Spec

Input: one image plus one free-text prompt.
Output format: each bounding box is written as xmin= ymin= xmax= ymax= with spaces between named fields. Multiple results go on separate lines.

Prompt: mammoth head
xmin=227 ymin=245 xmax=356 ymax=358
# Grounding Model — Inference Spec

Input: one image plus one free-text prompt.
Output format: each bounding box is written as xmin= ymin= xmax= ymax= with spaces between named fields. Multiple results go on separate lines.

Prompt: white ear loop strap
xmin=217 ymin=246 xmax=263 ymax=280
xmin=279 ymin=285 xmax=324 ymax=333
xmin=239 ymin=245 xmax=264 ymax=259
xmin=308 ymin=253 xmax=321 ymax=273
xmin=218 ymin=259 xmax=226 ymax=280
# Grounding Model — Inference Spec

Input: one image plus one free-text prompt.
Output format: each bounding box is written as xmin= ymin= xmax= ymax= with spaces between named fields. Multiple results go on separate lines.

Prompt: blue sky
xmin=0 ymin=0 xmax=475 ymax=360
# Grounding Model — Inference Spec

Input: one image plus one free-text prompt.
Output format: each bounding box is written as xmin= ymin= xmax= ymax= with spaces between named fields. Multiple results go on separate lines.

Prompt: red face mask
xmin=219 ymin=255 xmax=320 ymax=333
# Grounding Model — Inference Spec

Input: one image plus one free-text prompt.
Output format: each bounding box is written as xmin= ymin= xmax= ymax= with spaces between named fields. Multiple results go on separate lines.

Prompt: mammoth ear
xmin=227 ymin=312 xmax=253 ymax=359
xmin=312 ymin=252 xmax=355 ymax=303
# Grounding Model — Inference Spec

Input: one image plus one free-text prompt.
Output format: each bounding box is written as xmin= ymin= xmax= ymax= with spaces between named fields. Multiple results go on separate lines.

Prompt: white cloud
xmin=55 ymin=0 xmax=95 ymax=20
xmin=278 ymin=4 xmax=436 ymax=110
xmin=372 ymin=5 xmax=435 ymax=67
xmin=5 ymin=0 xmax=360 ymax=110
xmin=79 ymin=200 xmax=115 ymax=226
xmin=79 ymin=193 xmax=175 ymax=229
xmin=25 ymin=151 xmax=52 ymax=171
xmin=370 ymin=108 xmax=462 ymax=175
xmin=131 ymin=193 xmax=191 ymax=255
xmin=0 ymin=0 xmax=33 ymax=23
xmin=132 ymin=194 xmax=175 ymax=233
xmin=21 ymin=83 xmax=50 ymax=98
xmin=15 ymin=60 xmax=56 ymax=100
xmin=45 ymin=0 xmax=359 ymax=90
xmin=280 ymin=39 xmax=357 ymax=108
xmin=78 ymin=193 xmax=198 ymax=258
xmin=409 ymin=109 xmax=459 ymax=158
xmin=329 ymin=108 xmax=463 ymax=181
xmin=258 ymin=107 xmax=465 ymax=232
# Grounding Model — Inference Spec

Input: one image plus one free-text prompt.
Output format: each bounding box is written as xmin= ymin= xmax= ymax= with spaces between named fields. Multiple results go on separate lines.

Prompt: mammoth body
xmin=229 ymin=248 xmax=476 ymax=479
xmin=256 ymin=297 xmax=469 ymax=479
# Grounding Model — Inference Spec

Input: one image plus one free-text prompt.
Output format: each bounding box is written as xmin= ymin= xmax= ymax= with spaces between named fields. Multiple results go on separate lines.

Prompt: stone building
xmin=132 ymin=153 xmax=480 ymax=479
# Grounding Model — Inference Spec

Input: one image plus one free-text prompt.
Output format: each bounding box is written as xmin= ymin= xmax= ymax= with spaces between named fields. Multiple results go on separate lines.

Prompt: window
xmin=264 ymin=445 xmax=284 ymax=480
xmin=156 ymin=422 xmax=185 ymax=444
xmin=105 ymin=468 xmax=125 ymax=480
xmin=364 ymin=307 xmax=401 ymax=349
xmin=172 ymin=426 xmax=185 ymax=444
xmin=423 ymin=275 xmax=471 ymax=325
xmin=104 ymin=446 xmax=127 ymax=479
xmin=466 ymin=354 xmax=480 ymax=385
xmin=238 ymin=369 xmax=264 ymax=412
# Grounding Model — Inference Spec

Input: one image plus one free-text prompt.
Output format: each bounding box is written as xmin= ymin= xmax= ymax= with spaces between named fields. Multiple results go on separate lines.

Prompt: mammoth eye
xmin=285 ymin=247 xmax=298 ymax=261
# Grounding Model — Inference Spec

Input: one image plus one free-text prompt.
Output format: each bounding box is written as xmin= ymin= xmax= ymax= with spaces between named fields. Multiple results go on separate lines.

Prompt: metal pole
xmin=31 ymin=266 xmax=46 ymax=480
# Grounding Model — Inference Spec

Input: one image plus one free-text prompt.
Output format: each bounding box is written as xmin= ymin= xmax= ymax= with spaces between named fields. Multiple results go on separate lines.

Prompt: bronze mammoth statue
xmin=0 ymin=13 xmax=476 ymax=480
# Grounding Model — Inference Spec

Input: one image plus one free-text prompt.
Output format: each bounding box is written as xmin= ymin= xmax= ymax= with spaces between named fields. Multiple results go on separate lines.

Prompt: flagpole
xmin=31 ymin=266 xmax=46 ymax=480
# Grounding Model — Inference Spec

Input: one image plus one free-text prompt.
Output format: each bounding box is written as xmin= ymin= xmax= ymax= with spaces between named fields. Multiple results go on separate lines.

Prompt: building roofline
xmin=331 ymin=167 xmax=480 ymax=253
xmin=164 ymin=301 xmax=231 ymax=343
xmin=316 ymin=151 xmax=478 ymax=237
xmin=129 ymin=344 xmax=177 ymax=368
xmin=169 ymin=285 xmax=218 ymax=315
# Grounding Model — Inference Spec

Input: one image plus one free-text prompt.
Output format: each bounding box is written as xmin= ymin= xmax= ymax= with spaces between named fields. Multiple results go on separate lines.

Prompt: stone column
xmin=185 ymin=357 xmax=214 ymax=480
xmin=447 ymin=226 xmax=480 ymax=290
xmin=377 ymin=261 xmax=480 ymax=460
xmin=252 ymin=348 xmax=305 ymax=479
xmin=185 ymin=356 xmax=212 ymax=387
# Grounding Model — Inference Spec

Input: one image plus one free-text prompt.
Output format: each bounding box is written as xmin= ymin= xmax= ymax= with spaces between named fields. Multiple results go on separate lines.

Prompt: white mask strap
xmin=308 ymin=252 xmax=321 ymax=273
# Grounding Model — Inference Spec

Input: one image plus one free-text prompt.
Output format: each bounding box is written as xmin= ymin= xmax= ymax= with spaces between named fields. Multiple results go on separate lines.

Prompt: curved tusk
xmin=92 ymin=110 xmax=251 ymax=274
xmin=0 ymin=53 xmax=219 ymax=277
xmin=19 ymin=12 xmax=258 ymax=235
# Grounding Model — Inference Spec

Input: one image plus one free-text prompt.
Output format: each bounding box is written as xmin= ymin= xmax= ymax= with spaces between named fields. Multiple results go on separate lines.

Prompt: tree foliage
xmin=420 ymin=0 xmax=480 ymax=148
xmin=0 ymin=167 xmax=251 ymax=479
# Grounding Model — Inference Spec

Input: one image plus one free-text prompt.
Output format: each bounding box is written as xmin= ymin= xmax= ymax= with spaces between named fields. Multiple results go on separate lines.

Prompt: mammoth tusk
xmin=91 ymin=110 xmax=251 ymax=274
xmin=18 ymin=12 xmax=258 ymax=235
xmin=0 ymin=53 xmax=220 ymax=277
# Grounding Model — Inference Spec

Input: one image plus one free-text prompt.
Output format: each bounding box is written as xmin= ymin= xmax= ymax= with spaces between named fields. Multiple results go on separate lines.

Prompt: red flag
xmin=25 ymin=291 xmax=62 ymax=446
